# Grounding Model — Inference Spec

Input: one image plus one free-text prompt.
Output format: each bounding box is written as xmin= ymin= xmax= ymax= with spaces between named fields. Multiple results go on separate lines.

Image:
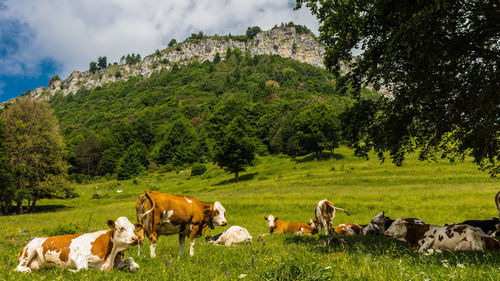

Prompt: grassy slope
xmin=0 ymin=147 xmax=499 ymax=280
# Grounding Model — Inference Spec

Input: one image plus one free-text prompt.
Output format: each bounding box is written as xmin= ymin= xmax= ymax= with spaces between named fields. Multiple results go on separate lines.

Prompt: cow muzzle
xmin=130 ymin=237 xmax=139 ymax=245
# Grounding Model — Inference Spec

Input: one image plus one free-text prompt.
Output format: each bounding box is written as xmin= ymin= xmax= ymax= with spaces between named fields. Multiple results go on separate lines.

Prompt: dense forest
xmin=48 ymin=49 xmax=377 ymax=181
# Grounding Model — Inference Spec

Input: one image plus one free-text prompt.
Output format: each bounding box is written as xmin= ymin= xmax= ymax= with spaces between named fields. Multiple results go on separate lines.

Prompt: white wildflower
xmin=238 ymin=274 xmax=247 ymax=278
xmin=456 ymin=264 xmax=465 ymax=268
xmin=324 ymin=266 xmax=332 ymax=270
xmin=116 ymin=190 xmax=123 ymax=193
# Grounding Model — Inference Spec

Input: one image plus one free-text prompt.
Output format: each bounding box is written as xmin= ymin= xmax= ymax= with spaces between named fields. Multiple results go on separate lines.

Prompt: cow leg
xmin=74 ymin=255 xmax=89 ymax=271
xmin=116 ymin=257 xmax=140 ymax=272
xmin=465 ymin=230 xmax=482 ymax=250
xmin=323 ymin=222 xmax=329 ymax=235
xmin=418 ymin=239 xmax=435 ymax=252
xmin=137 ymin=227 xmax=145 ymax=255
xmin=189 ymin=239 xmax=196 ymax=256
xmin=178 ymin=234 xmax=186 ymax=257
xmin=15 ymin=238 xmax=44 ymax=274
xmin=189 ymin=225 xmax=200 ymax=256
xmin=149 ymin=233 xmax=158 ymax=258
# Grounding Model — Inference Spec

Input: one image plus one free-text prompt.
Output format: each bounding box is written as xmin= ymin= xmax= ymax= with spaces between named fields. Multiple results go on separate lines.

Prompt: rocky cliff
xmin=7 ymin=26 xmax=325 ymax=104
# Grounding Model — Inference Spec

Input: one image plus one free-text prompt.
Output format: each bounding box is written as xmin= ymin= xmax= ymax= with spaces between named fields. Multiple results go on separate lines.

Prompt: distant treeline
xmin=49 ymin=49 xmax=377 ymax=182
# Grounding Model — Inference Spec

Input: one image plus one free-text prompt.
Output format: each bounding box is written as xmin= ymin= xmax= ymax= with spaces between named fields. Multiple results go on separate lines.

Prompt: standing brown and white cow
xmin=15 ymin=217 xmax=141 ymax=274
xmin=385 ymin=217 xmax=500 ymax=252
xmin=136 ymin=190 xmax=227 ymax=257
xmin=312 ymin=199 xmax=350 ymax=235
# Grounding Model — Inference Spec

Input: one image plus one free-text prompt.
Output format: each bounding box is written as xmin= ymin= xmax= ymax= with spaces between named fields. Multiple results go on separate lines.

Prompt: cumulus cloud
xmin=0 ymin=0 xmax=319 ymax=80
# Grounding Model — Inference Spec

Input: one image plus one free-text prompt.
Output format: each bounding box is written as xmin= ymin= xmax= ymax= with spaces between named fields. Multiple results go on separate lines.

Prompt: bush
xmin=191 ymin=163 xmax=207 ymax=176
xmin=162 ymin=164 xmax=174 ymax=172
xmin=47 ymin=223 xmax=82 ymax=236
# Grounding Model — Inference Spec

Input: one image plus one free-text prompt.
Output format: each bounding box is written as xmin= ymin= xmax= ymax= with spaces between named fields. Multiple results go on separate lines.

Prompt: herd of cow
xmin=14 ymin=190 xmax=500 ymax=274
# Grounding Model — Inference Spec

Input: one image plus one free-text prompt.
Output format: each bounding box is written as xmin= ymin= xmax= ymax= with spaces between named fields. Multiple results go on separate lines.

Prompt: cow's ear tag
xmin=107 ymin=220 xmax=116 ymax=229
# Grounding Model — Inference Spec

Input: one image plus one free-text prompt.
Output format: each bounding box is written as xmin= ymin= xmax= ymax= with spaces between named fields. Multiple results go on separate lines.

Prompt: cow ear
xmin=204 ymin=208 xmax=212 ymax=217
xmin=264 ymin=216 xmax=268 ymax=220
xmin=107 ymin=220 xmax=116 ymax=229
xmin=134 ymin=223 xmax=143 ymax=231
xmin=275 ymin=217 xmax=278 ymax=221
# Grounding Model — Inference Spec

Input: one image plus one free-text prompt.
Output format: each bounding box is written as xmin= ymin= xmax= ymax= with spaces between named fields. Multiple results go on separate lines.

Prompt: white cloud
xmin=0 ymin=0 xmax=319 ymax=80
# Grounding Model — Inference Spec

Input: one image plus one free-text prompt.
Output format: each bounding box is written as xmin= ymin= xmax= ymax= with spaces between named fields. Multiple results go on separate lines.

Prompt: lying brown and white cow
xmin=363 ymin=212 xmax=425 ymax=235
xmin=264 ymin=215 xmax=317 ymax=235
xmin=205 ymin=226 xmax=253 ymax=246
xmin=136 ymin=190 xmax=227 ymax=257
xmin=333 ymin=223 xmax=365 ymax=236
xmin=15 ymin=217 xmax=141 ymax=274
xmin=385 ymin=217 xmax=500 ymax=252
xmin=314 ymin=199 xmax=350 ymax=235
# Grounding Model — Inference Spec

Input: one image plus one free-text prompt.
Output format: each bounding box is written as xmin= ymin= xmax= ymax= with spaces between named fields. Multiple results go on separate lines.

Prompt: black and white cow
xmin=363 ymin=212 xmax=425 ymax=235
xmin=385 ymin=217 xmax=500 ymax=252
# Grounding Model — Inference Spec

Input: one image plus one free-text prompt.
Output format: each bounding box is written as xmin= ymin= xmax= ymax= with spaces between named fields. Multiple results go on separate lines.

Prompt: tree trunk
xmin=235 ymin=171 xmax=239 ymax=182
xmin=17 ymin=199 xmax=23 ymax=214
xmin=29 ymin=197 xmax=37 ymax=212
xmin=316 ymin=150 xmax=321 ymax=160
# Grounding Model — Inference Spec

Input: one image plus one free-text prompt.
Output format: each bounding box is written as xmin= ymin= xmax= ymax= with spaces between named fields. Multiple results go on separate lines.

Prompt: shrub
xmin=47 ymin=223 xmax=82 ymax=236
xmin=190 ymin=163 xmax=207 ymax=176
xmin=49 ymin=75 xmax=61 ymax=85
xmin=162 ymin=164 xmax=174 ymax=172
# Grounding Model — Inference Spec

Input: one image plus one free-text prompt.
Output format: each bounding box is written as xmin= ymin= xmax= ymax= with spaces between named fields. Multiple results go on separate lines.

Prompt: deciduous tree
xmin=1 ymin=98 xmax=72 ymax=213
xmin=213 ymin=116 xmax=257 ymax=181
xmin=296 ymin=0 xmax=500 ymax=175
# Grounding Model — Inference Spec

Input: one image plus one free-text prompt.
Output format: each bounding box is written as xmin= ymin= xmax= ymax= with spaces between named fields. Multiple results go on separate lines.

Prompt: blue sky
xmin=0 ymin=0 xmax=318 ymax=103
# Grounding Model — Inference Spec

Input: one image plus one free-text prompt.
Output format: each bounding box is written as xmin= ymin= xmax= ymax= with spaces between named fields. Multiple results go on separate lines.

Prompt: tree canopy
xmin=1 ymin=98 xmax=73 ymax=213
xmin=296 ymin=0 xmax=500 ymax=175
xmin=213 ymin=116 xmax=258 ymax=181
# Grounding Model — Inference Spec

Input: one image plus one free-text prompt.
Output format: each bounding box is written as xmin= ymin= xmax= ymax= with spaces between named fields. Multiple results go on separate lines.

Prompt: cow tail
xmin=141 ymin=190 xmax=156 ymax=235
xmin=334 ymin=206 xmax=351 ymax=216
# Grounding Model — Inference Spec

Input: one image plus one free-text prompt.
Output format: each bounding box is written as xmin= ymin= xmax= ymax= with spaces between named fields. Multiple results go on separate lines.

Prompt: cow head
xmin=363 ymin=212 xmax=386 ymax=235
xmin=108 ymin=217 xmax=142 ymax=247
xmin=210 ymin=201 xmax=227 ymax=227
xmin=384 ymin=217 xmax=408 ymax=241
xmin=264 ymin=215 xmax=277 ymax=232
xmin=308 ymin=218 xmax=319 ymax=232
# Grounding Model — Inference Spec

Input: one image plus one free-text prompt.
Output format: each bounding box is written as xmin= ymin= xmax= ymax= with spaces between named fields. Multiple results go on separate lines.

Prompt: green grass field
xmin=1 ymin=147 xmax=499 ymax=280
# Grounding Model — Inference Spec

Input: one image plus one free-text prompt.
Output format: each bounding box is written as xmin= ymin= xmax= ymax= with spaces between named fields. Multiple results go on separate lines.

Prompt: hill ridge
xmin=3 ymin=26 xmax=325 ymax=106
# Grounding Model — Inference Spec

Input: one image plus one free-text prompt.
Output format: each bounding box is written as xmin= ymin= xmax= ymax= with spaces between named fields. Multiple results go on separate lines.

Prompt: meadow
xmin=0 ymin=147 xmax=499 ymax=280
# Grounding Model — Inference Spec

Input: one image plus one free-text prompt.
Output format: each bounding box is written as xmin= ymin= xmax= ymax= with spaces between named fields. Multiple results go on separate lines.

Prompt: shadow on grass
xmin=1 ymin=204 xmax=72 ymax=216
xmin=293 ymin=152 xmax=345 ymax=163
xmin=213 ymin=172 xmax=258 ymax=186
xmin=32 ymin=204 xmax=72 ymax=214
xmin=282 ymin=234 xmax=500 ymax=267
